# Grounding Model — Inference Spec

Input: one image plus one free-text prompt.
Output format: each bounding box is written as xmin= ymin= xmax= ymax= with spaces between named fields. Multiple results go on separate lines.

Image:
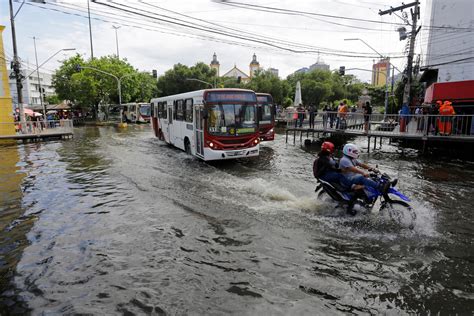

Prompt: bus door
xmin=194 ymin=105 xmax=204 ymax=157
xmin=167 ymin=103 xmax=173 ymax=144
xmin=152 ymin=103 xmax=159 ymax=137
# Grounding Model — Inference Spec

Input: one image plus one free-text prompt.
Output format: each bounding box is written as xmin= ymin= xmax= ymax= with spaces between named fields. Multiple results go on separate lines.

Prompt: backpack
xmin=313 ymin=158 xmax=319 ymax=178
xmin=313 ymin=156 xmax=333 ymax=178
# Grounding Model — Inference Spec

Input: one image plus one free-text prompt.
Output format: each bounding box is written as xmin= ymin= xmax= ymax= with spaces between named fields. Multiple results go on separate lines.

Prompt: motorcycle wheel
xmin=380 ymin=200 xmax=416 ymax=229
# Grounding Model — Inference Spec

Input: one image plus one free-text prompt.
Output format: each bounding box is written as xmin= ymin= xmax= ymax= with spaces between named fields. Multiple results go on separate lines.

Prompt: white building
xmin=268 ymin=67 xmax=279 ymax=77
xmin=309 ymin=61 xmax=330 ymax=72
xmin=293 ymin=61 xmax=331 ymax=75
xmin=422 ymin=0 xmax=474 ymax=84
xmin=8 ymin=66 xmax=55 ymax=110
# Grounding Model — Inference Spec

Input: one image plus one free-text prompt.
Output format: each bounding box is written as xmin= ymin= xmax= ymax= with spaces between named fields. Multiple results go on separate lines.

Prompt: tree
xmin=157 ymin=62 xmax=217 ymax=96
xmin=52 ymin=55 xmax=155 ymax=119
xmin=244 ymin=70 xmax=290 ymax=105
xmin=131 ymin=72 xmax=159 ymax=102
xmin=45 ymin=94 xmax=60 ymax=105
xmin=367 ymin=85 xmax=386 ymax=108
xmin=394 ymin=77 xmax=424 ymax=112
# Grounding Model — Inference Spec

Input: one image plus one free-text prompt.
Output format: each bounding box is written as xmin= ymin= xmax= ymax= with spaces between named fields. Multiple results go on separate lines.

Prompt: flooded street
xmin=1 ymin=125 xmax=473 ymax=314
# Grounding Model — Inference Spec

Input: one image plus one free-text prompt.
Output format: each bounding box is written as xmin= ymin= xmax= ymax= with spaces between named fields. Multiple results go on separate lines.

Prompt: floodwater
xmin=0 ymin=125 xmax=473 ymax=315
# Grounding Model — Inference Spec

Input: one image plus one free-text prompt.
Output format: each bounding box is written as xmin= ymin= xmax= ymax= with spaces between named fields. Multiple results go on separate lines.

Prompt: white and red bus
xmin=256 ymin=93 xmax=275 ymax=141
xmin=151 ymin=89 xmax=260 ymax=161
xmin=122 ymin=102 xmax=151 ymax=123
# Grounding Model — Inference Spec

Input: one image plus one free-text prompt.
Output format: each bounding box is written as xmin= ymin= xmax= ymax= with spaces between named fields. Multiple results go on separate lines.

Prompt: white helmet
xmin=343 ymin=143 xmax=359 ymax=159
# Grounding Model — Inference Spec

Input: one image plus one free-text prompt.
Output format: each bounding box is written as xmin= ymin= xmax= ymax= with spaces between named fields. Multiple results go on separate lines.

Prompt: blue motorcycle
xmin=315 ymin=171 xmax=416 ymax=224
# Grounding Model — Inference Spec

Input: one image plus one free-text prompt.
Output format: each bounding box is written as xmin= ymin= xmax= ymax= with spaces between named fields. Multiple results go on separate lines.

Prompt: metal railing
xmin=285 ymin=111 xmax=474 ymax=138
xmin=0 ymin=120 xmax=74 ymax=137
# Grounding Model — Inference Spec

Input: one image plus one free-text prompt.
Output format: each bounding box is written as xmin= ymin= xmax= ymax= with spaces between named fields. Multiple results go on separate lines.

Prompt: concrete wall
xmin=425 ymin=0 xmax=474 ymax=82
xmin=0 ymin=25 xmax=14 ymax=135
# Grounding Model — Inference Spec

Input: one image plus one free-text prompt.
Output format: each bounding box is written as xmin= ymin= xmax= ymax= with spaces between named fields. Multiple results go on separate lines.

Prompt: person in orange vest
xmin=337 ymin=100 xmax=349 ymax=129
xmin=438 ymin=100 xmax=455 ymax=135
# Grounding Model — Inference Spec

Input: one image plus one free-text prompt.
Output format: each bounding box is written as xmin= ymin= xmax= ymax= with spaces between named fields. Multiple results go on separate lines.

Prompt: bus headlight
xmin=209 ymin=142 xmax=214 ymax=148
xmin=254 ymin=139 xmax=259 ymax=144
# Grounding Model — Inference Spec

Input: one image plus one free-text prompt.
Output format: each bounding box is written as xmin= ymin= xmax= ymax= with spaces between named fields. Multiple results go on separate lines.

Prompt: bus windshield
xmin=259 ymin=103 xmax=273 ymax=123
xmin=208 ymin=103 xmax=256 ymax=136
xmin=139 ymin=105 xmax=151 ymax=116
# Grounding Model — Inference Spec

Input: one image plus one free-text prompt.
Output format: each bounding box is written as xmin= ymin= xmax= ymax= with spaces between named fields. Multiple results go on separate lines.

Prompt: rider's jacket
xmin=313 ymin=155 xmax=339 ymax=178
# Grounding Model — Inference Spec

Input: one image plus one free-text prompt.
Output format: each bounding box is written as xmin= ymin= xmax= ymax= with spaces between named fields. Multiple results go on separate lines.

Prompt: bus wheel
xmin=184 ymin=139 xmax=191 ymax=155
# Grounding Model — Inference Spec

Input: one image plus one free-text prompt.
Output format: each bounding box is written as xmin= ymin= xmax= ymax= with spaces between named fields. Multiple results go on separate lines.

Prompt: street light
xmin=76 ymin=65 xmax=135 ymax=124
xmin=112 ymin=25 xmax=120 ymax=59
xmin=185 ymin=78 xmax=214 ymax=88
xmin=32 ymin=38 xmax=76 ymax=118
xmin=344 ymin=38 xmax=391 ymax=116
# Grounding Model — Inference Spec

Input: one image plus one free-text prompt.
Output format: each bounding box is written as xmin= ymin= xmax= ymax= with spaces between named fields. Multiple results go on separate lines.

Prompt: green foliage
xmin=243 ymin=70 xmax=290 ymax=105
xmin=283 ymin=97 xmax=293 ymax=108
xmin=52 ymin=55 xmax=158 ymax=118
xmin=45 ymin=94 xmax=60 ymax=105
xmin=367 ymin=85 xmax=386 ymax=108
xmin=393 ymin=78 xmax=423 ymax=113
xmin=157 ymin=62 xmax=217 ymax=96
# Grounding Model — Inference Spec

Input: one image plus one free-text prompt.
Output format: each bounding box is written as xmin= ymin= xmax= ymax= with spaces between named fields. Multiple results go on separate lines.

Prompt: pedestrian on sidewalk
xmin=438 ymin=100 xmax=455 ymax=135
xmin=363 ymin=101 xmax=372 ymax=133
xmin=309 ymin=104 xmax=317 ymax=129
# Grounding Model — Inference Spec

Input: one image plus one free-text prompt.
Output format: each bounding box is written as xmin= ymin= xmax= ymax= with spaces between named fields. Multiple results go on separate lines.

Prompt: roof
xmin=221 ymin=66 xmax=249 ymax=79
xmin=151 ymin=88 xmax=255 ymax=102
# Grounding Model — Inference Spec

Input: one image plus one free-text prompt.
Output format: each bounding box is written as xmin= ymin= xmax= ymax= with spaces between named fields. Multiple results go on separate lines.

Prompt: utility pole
xmin=33 ymin=37 xmax=45 ymax=117
xmin=87 ymin=0 xmax=94 ymax=59
xmin=379 ymin=0 xmax=420 ymax=106
xmin=112 ymin=25 xmax=120 ymax=59
xmin=9 ymin=0 xmax=25 ymax=123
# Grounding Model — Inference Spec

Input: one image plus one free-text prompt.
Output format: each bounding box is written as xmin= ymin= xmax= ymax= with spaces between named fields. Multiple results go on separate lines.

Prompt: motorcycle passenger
xmin=313 ymin=142 xmax=362 ymax=191
xmin=339 ymin=143 xmax=389 ymax=192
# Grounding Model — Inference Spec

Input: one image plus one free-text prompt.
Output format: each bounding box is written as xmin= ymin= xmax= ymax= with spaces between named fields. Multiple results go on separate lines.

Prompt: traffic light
xmin=237 ymin=76 xmax=241 ymax=83
xmin=339 ymin=66 xmax=345 ymax=76
xmin=74 ymin=64 xmax=82 ymax=72
xmin=152 ymin=69 xmax=157 ymax=78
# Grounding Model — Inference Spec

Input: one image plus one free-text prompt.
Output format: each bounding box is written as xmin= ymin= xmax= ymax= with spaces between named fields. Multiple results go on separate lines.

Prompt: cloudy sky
xmin=1 ymin=0 xmax=432 ymax=82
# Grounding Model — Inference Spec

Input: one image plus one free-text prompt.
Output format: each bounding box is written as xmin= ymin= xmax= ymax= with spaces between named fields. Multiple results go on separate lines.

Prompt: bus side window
xmin=162 ymin=102 xmax=167 ymax=119
xmin=176 ymin=100 xmax=184 ymax=121
xmin=185 ymin=99 xmax=193 ymax=123
xmin=151 ymin=103 xmax=155 ymax=117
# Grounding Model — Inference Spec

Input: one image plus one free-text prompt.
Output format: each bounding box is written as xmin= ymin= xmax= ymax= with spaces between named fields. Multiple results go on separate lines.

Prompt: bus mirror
xmin=202 ymin=109 xmax=208 ymax=119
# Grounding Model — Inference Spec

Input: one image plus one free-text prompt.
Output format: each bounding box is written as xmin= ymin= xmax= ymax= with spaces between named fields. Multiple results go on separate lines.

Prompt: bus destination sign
xmin=206 ymin=92 xmax=256 ymax=103
xmin=257 ymin=96 xmax=271 ymax=103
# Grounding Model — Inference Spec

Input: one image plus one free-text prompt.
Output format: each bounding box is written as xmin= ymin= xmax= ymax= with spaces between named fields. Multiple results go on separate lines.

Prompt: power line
xmin=50 ymin=1 xmax=380 ymax=56
xmin=423 ymin=56 xmax=474 ymax=68
xmin=28 ymin=1 xmax=404 ymax=63
xmin=214 ymin=0 xmax=474 ymax=31
xmin=90 ymin=0 xmax=402 ymax=58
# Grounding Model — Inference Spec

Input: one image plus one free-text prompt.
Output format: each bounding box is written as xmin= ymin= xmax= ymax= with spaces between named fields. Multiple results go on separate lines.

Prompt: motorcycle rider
xmin=313 ymin=142 xmax=363 ymax=191
xmin=339 ymin=143 xmax=390 ymax=193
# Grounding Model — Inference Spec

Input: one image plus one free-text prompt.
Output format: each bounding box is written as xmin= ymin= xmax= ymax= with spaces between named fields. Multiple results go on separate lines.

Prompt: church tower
xmin=249 ymin=53 xmax=260 ymax=78
xmin=210 ymin=52 xmax=220 ymax=77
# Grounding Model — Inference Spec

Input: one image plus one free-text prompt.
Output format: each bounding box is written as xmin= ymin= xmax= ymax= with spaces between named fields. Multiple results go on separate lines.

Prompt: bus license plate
xmin=227 ymin=150 xmax=244 ymax=156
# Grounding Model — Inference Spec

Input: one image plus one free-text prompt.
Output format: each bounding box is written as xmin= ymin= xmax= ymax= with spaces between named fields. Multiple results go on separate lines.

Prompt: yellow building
xmin=210 ymin=52 xmax=220 ymax=77
xmin=0 ymin=25 xmax=15 ymax=136
xmin=372 ymin=58 xmax=390 ymax=87
xmin=249 ymin=53 xmax=260 ymax=78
